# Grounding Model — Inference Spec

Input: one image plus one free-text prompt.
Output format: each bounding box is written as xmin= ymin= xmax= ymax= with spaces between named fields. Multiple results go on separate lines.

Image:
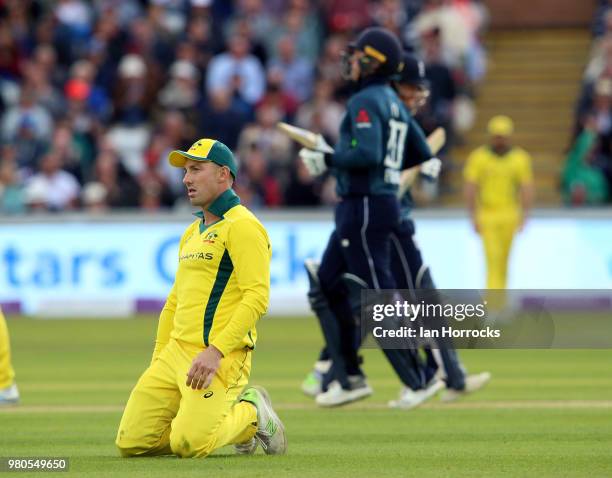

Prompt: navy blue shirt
xmin=330 ymin=80 xmax=411 ymax=197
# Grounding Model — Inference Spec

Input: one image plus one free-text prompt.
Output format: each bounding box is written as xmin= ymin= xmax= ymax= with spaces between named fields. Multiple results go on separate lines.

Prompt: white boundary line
xmin=2 ymin=400 xmax=611 ymax=414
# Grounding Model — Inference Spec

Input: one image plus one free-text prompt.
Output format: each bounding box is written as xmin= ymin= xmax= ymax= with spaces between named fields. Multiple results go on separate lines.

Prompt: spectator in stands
xmin=1 ymin=87 xmax=52 ymax=172
xmin=592 ymin=78 xmax=612 ymax=136
xmin=81 ymin=181 xmax=109 ymax=213
xmin=268 ymin=34 xmax=314 ymax=102
xmin=258 ymin=69 xmax=300 ymax=122
xmin=68 ymin=59 xmax=112 ymax=121
xmin=322 ymin=0 xmax=372 ymax=33
xmin=266 ymin=1 xmax=322 ymax=63
xmin=227 ymin=15 xmax=269 ymax=66
xmin=32 ymin=44 xmax=64 ymax=90
xmin=22 ymin=60 xmax=64 ymax=119
xmin=184 ymin=15 xmax=220 ymax=71
xmin=206 ymin=35 xmax=266 ymax=108
xmin=144 ymin=111 xmax=192 ymax=202
xmin=0 ymin=154 xmax=26 ymax=215
xmin=157 ymin=60 xmax=202 ymax=126
xmin=584 ymin=30 xmax=612 ymax=84
xmin=317 ymin=35 xmax=347 ymax=92
xmin=372 ymin=0 xmax=410 ymax=39
xmin=237 ymin=102 xmax=292 ymax=171
xmin=412 ymin=0 xmax=471 ymax=70
xmin=50 ymin=120 xmax=94 ymax=184
xmin=562 ymin=117 xmax=609 ymax=205
xmin=593 ymin=0 xmax=612 ymax=37
xmin=200 ymin=88 xmax=249 ymax=151
xmin=284 ymin=158 xmax=322 ymax=206
xmin=296 ymin=79 xmax=344 ymax=144
xmin=238 ymin=143 xmax=282 ymax=208
xmin=126 ymin=15 xmax=173 ymax=68
xmin=0 ymin=18 xmax=25 ymax=79
xmin=25 ymin=150 xmax=81 ymax=211
xmin=419 ymin=29 xmax=457 ymax=138
xmin=112 ymin=54 xmax=155 ymax=125
xmin=92 ymin=149 xmax=140 ymax=208
xmin=232 ymin=0 xmax=276 ymax=44
xmin=1 ymin=87 xmax=53 ymax=144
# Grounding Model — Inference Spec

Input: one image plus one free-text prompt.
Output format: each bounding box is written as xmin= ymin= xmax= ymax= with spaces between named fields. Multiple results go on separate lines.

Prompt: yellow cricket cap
xmin=168 ymin=138 xmax=238 ymax=177
xmin=487 ymin=115 xmax=514 ymax=137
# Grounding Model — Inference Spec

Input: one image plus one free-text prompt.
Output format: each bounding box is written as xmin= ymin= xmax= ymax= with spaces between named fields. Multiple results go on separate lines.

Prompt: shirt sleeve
xmin=150 ymin=226 xmax=190 ymax=363
xmin=330 ymin=96 xmax=383 ymax=170
xmin=210 ymin=218 xmax=271 ymax=357
xmin=463 ymin=149 xmax=482 ymax=183
xmin=151 ymin=282 xmax=177 ymax=364
xmin=402 ymin=118 xmax=434 ymax=169
xmin=516 ymin=150 xmax=534 ymax=185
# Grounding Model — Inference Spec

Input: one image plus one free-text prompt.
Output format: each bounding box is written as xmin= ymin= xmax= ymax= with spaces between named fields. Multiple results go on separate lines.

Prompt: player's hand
xmin=299 ymin=148 xmax=328 ymax=176
xmin=420 ymin=157 xmax=442 ymax=179
xmin=471 ymin=216 xmax=480 ymax=234
xmin=186 ymin=345 xmax=223 ymax=390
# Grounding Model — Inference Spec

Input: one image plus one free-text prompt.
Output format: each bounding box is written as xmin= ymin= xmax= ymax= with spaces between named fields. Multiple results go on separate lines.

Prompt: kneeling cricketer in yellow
xmin=116 ymin=139 xmax=287 ymax=458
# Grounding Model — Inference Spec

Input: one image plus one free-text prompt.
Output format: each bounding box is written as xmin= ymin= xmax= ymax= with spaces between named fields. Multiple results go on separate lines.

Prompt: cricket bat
xmin=276 ymin=122 xmax=334 ymax=154
xmin=277 ymin=121 xmax=445 ymax=196
xmin=397 ymin=127 xmax=446 ymax=198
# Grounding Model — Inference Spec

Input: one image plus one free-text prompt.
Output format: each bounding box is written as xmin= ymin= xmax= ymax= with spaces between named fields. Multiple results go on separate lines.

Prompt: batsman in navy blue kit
xmin=386 ymin=53 xmax=491 ymax=406
xmin=299 ymin=28 xmax=437 ymax=407
xmin=300 ymin=47 xmax=491 ymax=408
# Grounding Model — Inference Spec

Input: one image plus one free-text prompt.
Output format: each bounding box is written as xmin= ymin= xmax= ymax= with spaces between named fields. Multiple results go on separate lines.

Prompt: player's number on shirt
xmin=384 ymin=119 xmax=407 ymax=184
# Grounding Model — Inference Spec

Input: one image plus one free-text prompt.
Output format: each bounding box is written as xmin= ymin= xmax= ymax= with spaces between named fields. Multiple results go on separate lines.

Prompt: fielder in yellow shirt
xmin=116 ymin=139 xmax=287 ymax=458
xmin=0 ymin=306 xmax=19 ymax=405
xmin=463 ymin=116 xmax=534 ymax=289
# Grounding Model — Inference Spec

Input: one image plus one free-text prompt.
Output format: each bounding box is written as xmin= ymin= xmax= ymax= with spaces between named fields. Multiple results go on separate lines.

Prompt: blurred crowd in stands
xmin=0 ymin=0 xmax=487 ymax=214
xmin=564 ymin=0 xmax=612 ymax=205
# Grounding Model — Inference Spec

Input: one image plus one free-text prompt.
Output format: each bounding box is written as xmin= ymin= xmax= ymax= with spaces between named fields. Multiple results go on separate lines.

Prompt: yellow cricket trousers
xmin=115 ymin=338 xmax=257 ymax=458
xmin=478 ymin=211 xmax=519 ymax=290
xmin=0 ymin=307 xmax=15 ymax=389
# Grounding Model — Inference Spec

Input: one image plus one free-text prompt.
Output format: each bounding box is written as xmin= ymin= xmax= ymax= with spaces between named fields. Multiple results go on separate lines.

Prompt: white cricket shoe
xmin=0 ymin=383 xmax=19 ymax=406
xmin=301 ymin=360 xmax=331 ymax=397
xmin=315 ymin=375 xmax=373 ymax=407
xmin=238 ymin=386 xmax=287 ymax=455
xmin=388 ymin=379 xmax=445 ymax=409
xmin=440 ymin=372 xmax=491 ymax=402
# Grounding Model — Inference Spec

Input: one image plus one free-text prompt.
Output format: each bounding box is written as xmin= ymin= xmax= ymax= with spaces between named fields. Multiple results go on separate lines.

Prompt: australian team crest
xmin=203 ymin=231 xmax=218 ymax=244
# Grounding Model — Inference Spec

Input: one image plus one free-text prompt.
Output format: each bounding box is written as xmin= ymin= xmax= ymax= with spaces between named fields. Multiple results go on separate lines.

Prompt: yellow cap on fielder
xmin=487 ymin=115 xmax=514 ymax=137
xmin=168 ymin=138 xmax=238 ymax=178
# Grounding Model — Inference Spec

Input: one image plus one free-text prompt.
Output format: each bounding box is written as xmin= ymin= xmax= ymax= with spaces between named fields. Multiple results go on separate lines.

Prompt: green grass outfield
xmin=1 ymin=316 xmax=611 ymax=477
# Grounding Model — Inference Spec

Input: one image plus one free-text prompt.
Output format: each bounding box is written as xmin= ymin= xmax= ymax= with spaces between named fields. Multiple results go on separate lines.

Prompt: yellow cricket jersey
xmin=152 ymin=189 xmax=271 ymax=359
xmin=463 ymin=145 xmax=533 ymax=214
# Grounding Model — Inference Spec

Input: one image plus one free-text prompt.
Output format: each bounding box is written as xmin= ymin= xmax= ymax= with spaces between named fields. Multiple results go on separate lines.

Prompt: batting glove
xmin=299 ymin=148 xmax=329 ymax=177
xmin=420 ymin=157 xmax=442 ymax=179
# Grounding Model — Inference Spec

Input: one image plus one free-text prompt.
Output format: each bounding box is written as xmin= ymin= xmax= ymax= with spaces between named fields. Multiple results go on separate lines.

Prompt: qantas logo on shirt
xmin=355 ymin=108 xmax=371 ymax=128
xmin=179 ymin=252 xmax=214 ymax=261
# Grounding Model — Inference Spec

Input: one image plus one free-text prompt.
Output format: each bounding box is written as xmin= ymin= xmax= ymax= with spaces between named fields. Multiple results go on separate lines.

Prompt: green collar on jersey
xmin=193 ymin=188 xmax=241 ymax=221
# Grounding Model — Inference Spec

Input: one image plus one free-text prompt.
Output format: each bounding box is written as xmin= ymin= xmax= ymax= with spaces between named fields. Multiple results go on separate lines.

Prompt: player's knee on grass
xmin=169 ymin=426 xmax=215 ymax=458
xmin=115 ymin=428 xmax=170 ymax=458
xmin=115 ymin=437 xmax=153 ymax=458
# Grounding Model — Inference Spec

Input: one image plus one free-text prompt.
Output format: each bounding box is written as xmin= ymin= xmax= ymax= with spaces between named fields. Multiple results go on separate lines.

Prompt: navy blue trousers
xmin=317 ymin=196 xmax=425 ymax=390
xmin=389 ymin=217 xmax=466 ymax=390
